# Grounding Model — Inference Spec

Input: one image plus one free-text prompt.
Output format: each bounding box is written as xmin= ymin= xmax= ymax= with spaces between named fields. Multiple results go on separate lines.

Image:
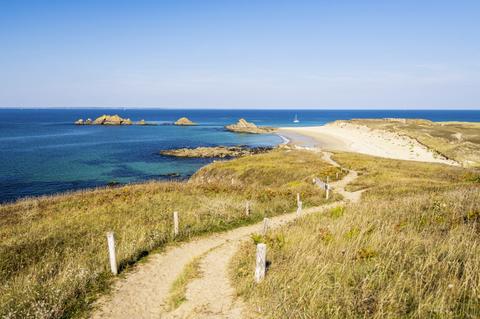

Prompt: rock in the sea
xmin=137 ymin=119 xmax=146 ymax=125
xmin=225 ymin=118 xmax=276 ymax=134
xmin=89 ymin=114 xmax=133 ymax=125
xmin=160 ymin=146 xmax=272 ymax=158
xmin=75 ymin=119 xmax=84 ymax=125
xmin=174 ymin=117 xmax=195 ymax=126
xmin=85 ymin=118 xmax=93 ymax=125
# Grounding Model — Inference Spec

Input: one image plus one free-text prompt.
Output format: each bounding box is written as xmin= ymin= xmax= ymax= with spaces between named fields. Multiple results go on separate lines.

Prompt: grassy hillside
xmin=0 ymin=148 xmax=339 ymax=318
xmin=231 ymin=154 xmax=480 ymax=318
xmin=344 ymin=119 xmax=480 ymax=167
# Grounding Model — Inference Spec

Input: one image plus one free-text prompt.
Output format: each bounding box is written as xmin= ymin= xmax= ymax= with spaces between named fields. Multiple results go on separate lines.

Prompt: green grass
xmin=165 ymin=254 xmax=203 ymax=311
xmin=231 ymin=153 xmax=480 ymax=318
xmin=0 ymin=148 xmax=337 ymax=318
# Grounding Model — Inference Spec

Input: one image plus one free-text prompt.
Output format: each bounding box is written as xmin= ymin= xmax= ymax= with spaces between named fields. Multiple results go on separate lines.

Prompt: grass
xmin=344 ymin=119 xmax=480 ymax=167
xmin=332 ymin=152 xmax=477 ymax=200
xmin=165 ymin=254 xmax=203 ymax=311
xmin=0 ymin=148 xmax=338 ymax=318
xmin=231 ymin=153 xmax=480 ymax=318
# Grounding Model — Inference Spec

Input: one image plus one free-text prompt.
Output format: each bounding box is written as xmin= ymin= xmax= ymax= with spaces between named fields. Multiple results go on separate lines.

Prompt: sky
xmin=0 ymin=0 xmax=479 ymax=109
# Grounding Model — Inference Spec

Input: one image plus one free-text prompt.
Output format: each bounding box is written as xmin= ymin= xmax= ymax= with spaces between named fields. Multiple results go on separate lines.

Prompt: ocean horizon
xmin=1 ymin=108 xmax=479 ymax=203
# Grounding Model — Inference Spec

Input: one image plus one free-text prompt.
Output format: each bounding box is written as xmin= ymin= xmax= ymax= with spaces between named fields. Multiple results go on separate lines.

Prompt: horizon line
xmin=1 ymin=106 xmax=480 ymax=111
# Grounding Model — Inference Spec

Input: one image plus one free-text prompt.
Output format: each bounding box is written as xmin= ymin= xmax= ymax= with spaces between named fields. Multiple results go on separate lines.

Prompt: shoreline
xmin=278 ymin=123 xmax=458 ymax=165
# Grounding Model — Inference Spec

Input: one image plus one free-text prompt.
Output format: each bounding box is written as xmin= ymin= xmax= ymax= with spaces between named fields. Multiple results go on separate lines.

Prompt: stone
xmin=174 ymin=117 xmax=195 ymax=126
xmin=225 ymin=118 xmax=276 ymax=134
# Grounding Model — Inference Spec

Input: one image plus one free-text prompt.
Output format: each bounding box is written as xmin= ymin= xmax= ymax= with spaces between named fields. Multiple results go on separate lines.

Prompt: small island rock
xmin=225 ymin=118 xmax=276 ymax=134
xmin=174 ymin=117 xmax=195 ymax=126
xmin=160 ymin=146 xmax=272 ymax=158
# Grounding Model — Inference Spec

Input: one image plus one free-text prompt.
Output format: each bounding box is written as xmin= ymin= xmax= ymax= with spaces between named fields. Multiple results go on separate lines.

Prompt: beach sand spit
xmin=279 ymin=121 xmax=459 ymax=166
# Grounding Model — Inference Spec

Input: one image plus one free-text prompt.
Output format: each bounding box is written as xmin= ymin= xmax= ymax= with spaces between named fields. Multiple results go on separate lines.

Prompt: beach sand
xmin=279 ymin=121 xmax=458 ymax=165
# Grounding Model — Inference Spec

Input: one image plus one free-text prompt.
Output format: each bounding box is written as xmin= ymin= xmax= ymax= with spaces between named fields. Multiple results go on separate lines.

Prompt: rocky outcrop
xmin=174 ymin=117 xmax=196 ymax=126
xmin=225 ymin=118 xmax=276 ymax=134
xmin=160 ymin=146 xmax=272 ymax=158
xmin=92 ymin=114 xmax=132 ymax=125
xmin=75 ymin=115 xmax=142 ymax=125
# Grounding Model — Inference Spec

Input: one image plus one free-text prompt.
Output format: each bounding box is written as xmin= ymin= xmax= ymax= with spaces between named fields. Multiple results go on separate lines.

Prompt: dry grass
xmin=231 ymin=154 xmax=480 ymax=318
xmin=165 ymin=254 xmax=203 ymax=311
xmin=332 ymin=152 xmax=477 ymax=200
xmin=345 ymin=119 xmax=480 ymax=167
xmin=0 ymin=148 xmax=337 ymax=318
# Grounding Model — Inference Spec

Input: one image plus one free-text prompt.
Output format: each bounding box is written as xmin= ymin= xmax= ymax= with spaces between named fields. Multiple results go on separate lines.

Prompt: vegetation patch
xmin=231 ymin=153 xmax=480 ymax=318
xmin=0 ymin=148 xmax=337 ymax=318
xmin=166 ymin=255 xmax=203 ymax=311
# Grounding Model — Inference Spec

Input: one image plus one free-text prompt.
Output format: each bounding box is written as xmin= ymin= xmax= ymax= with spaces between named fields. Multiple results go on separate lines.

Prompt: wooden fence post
xmin=296 ymin=193 xmax=300 ymax=205
xmin=173 ymin=211 xmax=179 ymax=236
xmin=336 ymin=172 xmax=339 ymax=179
xmin=245 ymin=201 xmax=250 ymax=216
xmin=255 ymin=243 xmax=267 ymax=283
xmin=106 ymin=232 xmax=118 ymax=275
xmin=326 ymin=185 xmax=330 ymax=200
xmin=297 ymin=201 xmax=302 ymax=215
xmin=263 ymin=217 xmax=269 ymax=235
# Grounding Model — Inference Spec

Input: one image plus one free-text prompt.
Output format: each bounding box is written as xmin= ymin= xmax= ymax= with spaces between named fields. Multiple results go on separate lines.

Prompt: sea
xmin=1 ymin=108 xmax=479 ymax=204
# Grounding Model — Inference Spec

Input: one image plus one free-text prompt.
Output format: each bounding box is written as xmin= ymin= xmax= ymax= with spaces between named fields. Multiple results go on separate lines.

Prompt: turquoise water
xmin=1 ymin=108 xmax=479 ymax=203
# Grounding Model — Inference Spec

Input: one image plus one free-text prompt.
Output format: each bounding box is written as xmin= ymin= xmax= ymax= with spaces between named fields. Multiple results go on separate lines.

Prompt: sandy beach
xmin=279 ymin=121 xmax=458 ymax=165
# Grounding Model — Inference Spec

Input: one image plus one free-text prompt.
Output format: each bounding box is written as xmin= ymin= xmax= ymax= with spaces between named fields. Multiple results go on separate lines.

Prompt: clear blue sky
xmin=0 ymin=0 xmax=479 ymax=109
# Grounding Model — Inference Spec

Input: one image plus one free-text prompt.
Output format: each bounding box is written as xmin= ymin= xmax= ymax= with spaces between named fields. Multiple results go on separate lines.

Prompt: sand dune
xmin=279 ymin=122 xmax=458 ymax=165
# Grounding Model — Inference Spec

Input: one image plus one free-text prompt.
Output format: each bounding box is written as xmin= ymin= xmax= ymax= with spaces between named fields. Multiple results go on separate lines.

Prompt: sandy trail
xmin=91 ymin=152 xmax=359 ymax=319
xmin=279 ymin=122 xmax=458 ymax=165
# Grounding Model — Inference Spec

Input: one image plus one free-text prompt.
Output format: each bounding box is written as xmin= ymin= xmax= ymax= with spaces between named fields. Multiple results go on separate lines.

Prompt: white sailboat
xmin=293 ymin=114 xmax=300 ymax=123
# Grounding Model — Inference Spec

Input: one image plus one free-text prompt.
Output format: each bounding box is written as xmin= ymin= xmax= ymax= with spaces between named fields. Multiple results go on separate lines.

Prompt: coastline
xmin=278 ymin=123 xmax=458 ymax=165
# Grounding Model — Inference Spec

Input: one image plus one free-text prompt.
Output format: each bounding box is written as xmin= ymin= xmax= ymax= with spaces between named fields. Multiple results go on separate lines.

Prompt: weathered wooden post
xmin=336 ymin=172 xmax=339 ymax=179
xmin=173 ymin=211 xmax=179 ymax=236
xmin=255 ymin=243 xmax=267 ymax=283
xmin=297 ymin=201 xmax=302 ymax=215
xmin=106 ymin=231 xmax=118 ymax=275
xmin=325 ymin=184 xmax=330 ymax=200
xmin=245 ymin=201 xmax=250 ymax=216
xmin=262 ymin=217 xmax=269 ymax=235
xmin=327 ymin=176 xmax=329 ymax=184
xmin=296 ymin=193 xmax=300 ymax=205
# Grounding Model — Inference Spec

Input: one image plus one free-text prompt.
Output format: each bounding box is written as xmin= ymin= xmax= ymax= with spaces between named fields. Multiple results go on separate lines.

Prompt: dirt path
xmin=321 ymin=151 xmax=364 ymax=203
xmin=91 ymin=152 xmax=359 ymax=319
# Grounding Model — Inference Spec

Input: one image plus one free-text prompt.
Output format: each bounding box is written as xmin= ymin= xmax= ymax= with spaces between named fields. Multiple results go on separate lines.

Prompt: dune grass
xmin=231 ymin=154 xmax=480 ymax=318
xmin=345 ymin=119 xmax=480 ymax=167
xmin=0 ymin=148 xmax=338 ymax=318
xmin=165 ymin=254 xmax=203 ymax=311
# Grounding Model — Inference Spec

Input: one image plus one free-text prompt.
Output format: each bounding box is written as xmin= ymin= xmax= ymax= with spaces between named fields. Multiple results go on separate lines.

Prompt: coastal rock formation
xmin=75 ymin=115 xmax=134 ymax=125
xmin=137 ymin=119 xmax=146 ymax=125
xmin=160 ymin=146 xmax=272 ymax=158
xmin=93 ymin=114 xmax=132 ymax=125
xmin=225 ymin=118 xmax=276 ymax=134
xmin=174 ymin=117 xmax=195 ymax=126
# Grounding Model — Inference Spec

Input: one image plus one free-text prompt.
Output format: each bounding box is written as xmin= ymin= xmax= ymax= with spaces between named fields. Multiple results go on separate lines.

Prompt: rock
xmin=89 ymin=114 xmax=133 ymax=125
xmin=160 ymin=146 xmax=272 ymax=158
xmin=121 ymin=118 xmax=133 ymax=125
xmin=76 ymin=115 xmax=154 ymax=126
xmin=174 ymin=117 xmax=195 ymax=126
xmin=225 ymin=118 xmax=276 ymax=134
